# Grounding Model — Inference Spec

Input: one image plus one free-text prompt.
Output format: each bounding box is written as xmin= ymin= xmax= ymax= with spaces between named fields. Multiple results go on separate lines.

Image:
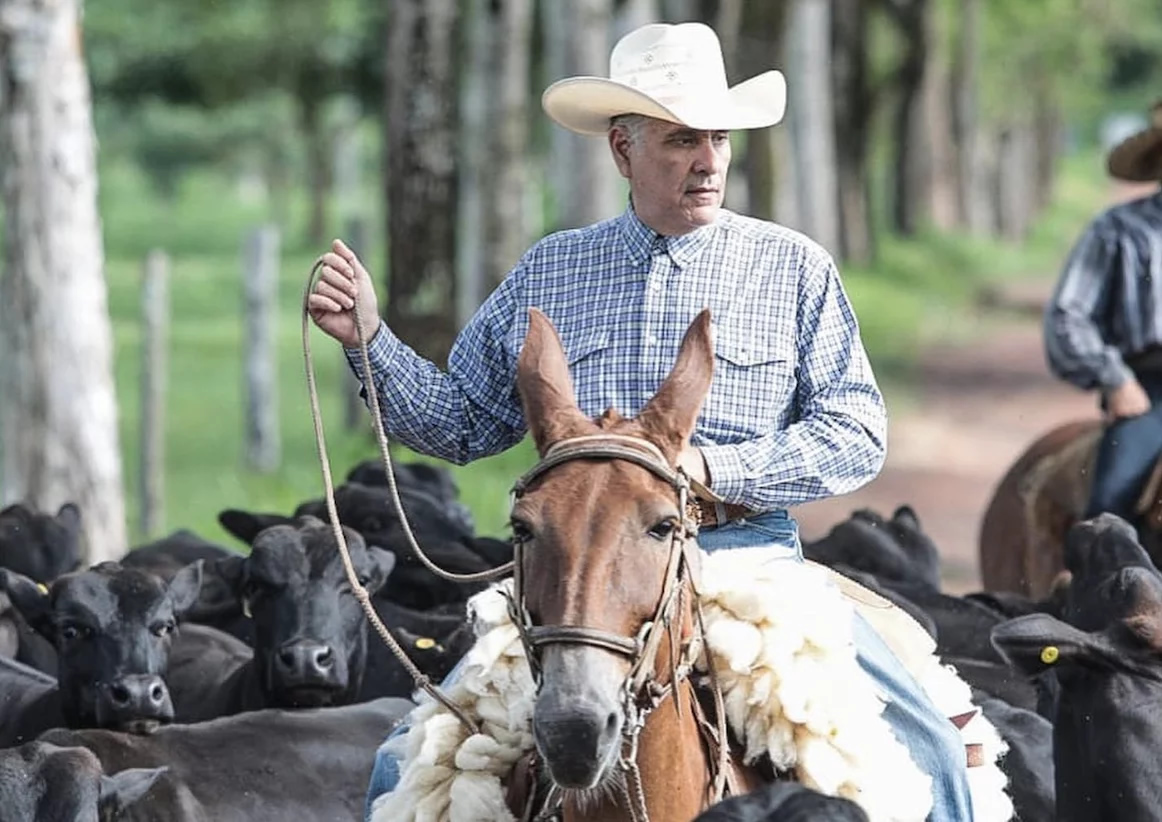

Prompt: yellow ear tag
xmin=1040 ymin=646 xmax=1059 ymax=665
xmin=35 ymin=582 xmax=49 ymax=595
xmin=414 ymin=637 xmax=436 ymax=650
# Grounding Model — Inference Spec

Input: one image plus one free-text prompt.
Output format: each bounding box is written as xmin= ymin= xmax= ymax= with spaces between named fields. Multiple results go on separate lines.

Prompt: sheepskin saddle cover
xmin=370 ymin=548 xmax=1011 ymax=822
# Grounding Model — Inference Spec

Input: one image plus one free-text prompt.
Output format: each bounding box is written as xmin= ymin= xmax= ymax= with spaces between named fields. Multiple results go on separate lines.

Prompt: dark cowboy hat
xmin=1108 ymin=101 xmax=1162 ymax=182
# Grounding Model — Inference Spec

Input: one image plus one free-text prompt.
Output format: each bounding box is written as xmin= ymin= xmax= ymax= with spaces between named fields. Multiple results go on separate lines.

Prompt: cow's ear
xmin=0 ymin=569 xmax=53 ymax=638
xmin=100 ymin=766 xmax=167 ymax=815
xmin=991 ymin=613 xmax=1114 ymax=676
xmin=361 ymin=546 xmax=396 ymax=594
xmin=168 ymin=561 xmax=203 ymax=618
xmin=217 ymin=509 xmax=294 ymax=546
xmin=214 ymin=554 xmax=247 ymax=594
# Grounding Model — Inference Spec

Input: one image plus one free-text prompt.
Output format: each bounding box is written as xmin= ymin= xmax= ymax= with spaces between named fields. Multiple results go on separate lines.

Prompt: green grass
xmin=99 ymin=148 xmax=1110 ymax=548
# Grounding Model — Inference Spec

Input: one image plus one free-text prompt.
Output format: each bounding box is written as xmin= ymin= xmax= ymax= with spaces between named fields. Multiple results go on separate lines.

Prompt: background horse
xmin=979 ymin=419 xmax=1162 ymax=598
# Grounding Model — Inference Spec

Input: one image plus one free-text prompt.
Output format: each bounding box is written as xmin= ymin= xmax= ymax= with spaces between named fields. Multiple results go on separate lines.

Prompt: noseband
xmin=506 ymin=434 xmax=725 ymax=822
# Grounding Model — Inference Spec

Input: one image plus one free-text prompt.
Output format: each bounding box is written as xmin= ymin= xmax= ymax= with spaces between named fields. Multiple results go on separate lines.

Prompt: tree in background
xmin=0 ymin=0 xmax=127 ymax=563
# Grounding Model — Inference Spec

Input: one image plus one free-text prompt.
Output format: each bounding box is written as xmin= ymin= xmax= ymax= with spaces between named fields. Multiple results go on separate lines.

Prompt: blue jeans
xmin=1085 ymin=374 xmax=1162 ymax=525
xmin=364 ymin=509 xmax=974 ymax=822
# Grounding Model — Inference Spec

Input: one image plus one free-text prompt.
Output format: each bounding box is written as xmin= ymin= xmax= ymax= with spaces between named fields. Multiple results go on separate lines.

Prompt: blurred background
xmin=1 ymin=0 xmax=1159 ymax=587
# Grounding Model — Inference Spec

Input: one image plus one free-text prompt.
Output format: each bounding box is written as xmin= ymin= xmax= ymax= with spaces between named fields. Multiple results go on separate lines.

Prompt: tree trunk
xmin=543 ymin=0 xmax=620 ymax=229
xmin=1031 ymin=74 xmax=1060 ymax=213
xmin=384 ymin=0 xmax=460 ymax=366
xmin=786 ymin=0 xmax=839 ymax=255
xmin=996 ymin=121 xmax=1035 ymax=242
xmin=950 ymin=0 xmax=981 ymax=230
xmin=885 ymin=0 xmax=931 ymax=236
xmin=831 ymin=0 xmax=874 ymax=263
xmin=300 ymin=90 xmax=331 ymax=245
xmin=0 ymin=0 xmax=127 ymax=563
xmin=923 ymin=52 xmax=958 ymax=231
xmin=482 ymin=0 xmax=533 ymax=291
xmin=738 ymin=0 xmax=790 ymax=222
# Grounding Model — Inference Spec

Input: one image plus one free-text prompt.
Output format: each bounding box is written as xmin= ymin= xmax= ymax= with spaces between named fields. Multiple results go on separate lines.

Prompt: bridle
xmin=505 ymin=433 xmax=733 ymax=822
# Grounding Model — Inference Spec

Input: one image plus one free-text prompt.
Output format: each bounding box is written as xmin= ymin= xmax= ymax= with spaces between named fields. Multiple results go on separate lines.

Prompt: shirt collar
xmin=618 ymin=204 xmax=719 ymax=269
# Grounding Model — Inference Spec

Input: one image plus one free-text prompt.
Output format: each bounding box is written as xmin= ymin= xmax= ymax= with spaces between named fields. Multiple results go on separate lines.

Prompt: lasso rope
xmin=300 ymin=257 xmax=513 ymax=733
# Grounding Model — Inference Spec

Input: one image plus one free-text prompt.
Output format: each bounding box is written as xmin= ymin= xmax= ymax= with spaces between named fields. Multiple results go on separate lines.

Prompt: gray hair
xmin=608 ymin=113 xmax=650 ymax=146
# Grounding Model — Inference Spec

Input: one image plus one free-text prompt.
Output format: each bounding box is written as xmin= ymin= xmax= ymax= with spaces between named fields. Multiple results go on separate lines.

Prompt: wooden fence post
xmin=243 ymin=226 xmax=281 ymax=473
xmin=139 ymin=249 xmax=169 ymax=538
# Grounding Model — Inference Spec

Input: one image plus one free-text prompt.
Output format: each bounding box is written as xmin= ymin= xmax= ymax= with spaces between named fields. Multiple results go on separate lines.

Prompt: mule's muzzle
xmin=99 ymin=674 xmax=174 ymax=729
xmin=534 ymin=695 xmax=622 ymax=789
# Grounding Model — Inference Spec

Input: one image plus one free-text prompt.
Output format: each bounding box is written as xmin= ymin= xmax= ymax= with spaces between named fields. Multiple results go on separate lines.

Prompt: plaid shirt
xmin=1045 ymin=191 xmax=1162 ymax=391
xmin=347 ymin=206 xmax=886 ymax=511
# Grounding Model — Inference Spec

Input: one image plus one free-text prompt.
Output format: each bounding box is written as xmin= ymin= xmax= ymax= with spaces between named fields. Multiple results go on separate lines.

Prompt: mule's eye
xmin=648 ymin=519 xmax=677 ymax=541
xmin=510 ymin=519 xmax=533 ymax=544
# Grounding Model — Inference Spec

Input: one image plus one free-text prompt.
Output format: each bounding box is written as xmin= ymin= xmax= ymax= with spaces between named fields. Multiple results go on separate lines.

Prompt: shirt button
xmin=647 ymin=335 xmax=658 ymax=346
xmin=650 ymin=280 xmax=663 ymax=292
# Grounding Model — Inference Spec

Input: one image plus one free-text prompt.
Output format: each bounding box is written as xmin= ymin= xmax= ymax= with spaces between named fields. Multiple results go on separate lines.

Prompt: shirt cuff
xmin=1099 ymin=358 xmax=1134 ymax=392
xmin=343 ymin=323 xmax=398 ymax=388
xmin=698 ymin=443 xmax=749 ymax=503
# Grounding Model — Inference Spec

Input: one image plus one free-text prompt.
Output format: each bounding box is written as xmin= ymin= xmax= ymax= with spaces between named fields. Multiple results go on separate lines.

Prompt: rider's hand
xmin=1106 ymin=377 xmax=1152 ymax=420
xmin=308 ymin=239 xmax=382 ymax=348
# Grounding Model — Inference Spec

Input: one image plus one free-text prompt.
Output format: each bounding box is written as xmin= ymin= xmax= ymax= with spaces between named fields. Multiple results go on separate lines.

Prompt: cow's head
xmin=0 ymin=502 xmax=84 ymax=583
xmin=0 ymin=562 xmax=202 ymax=731
xmin=215 ymin=514 xmax=395 ymax=707
xmin=0 ymin=741 xmax=165 ymax=822
xmin=993 ymin=561 xmax=1162 ymax=820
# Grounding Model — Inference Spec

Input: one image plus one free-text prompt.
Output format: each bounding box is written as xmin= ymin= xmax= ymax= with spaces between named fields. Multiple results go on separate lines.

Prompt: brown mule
xmin=979 ymin=419 xmax=1162 ymax=598
xmin=506 ymin=307 xmax=764 ymax=822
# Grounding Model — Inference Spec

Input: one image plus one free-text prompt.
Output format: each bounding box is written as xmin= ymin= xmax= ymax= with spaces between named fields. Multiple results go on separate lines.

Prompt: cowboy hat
xmin=541 ymin=22 xmax=786 ymax=136
xmin=1108 ymin=101 xmax=1162 ymax=182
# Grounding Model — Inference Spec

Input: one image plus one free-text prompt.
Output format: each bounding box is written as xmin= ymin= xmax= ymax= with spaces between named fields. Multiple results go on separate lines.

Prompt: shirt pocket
xmin=562 ymin=328 xmax=612 ymax=413
xmin=708 ymin=331 xmax=796 ymax=433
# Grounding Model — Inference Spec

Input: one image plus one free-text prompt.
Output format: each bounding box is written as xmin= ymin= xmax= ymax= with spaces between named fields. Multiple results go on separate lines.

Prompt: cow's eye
xmin=59 ymin=623 xmax=90 ymax=642
xmin=356 ymin=574 xmax=371 ymax=587
xmin=151 ymin=620 xmax=176 ymax=637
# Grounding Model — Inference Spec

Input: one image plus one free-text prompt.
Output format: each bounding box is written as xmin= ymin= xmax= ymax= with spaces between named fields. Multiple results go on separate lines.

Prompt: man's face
xmin=610 ymin=118 xmax=732 ymax=236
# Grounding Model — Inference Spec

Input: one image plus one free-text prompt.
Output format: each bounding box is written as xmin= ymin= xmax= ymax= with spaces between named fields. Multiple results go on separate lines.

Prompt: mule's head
xmin=512 ymin=308 xmax=714 ymax=791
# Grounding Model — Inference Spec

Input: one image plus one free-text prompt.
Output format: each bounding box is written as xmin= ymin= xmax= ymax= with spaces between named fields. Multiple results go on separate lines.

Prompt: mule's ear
xmin=637 ymin=309 xmax=715 ymax=457
xmin=516 ymin=308 xmax=590 ymax=454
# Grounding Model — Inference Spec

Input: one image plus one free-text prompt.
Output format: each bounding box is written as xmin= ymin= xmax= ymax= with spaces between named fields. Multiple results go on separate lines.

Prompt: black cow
xmin=39 ymin=697 xmax=414 ymax=822
xmin=164 ymin=516 xmax=394 ymax=720
xmin=220 ymin=482 xmax=512 ymax=610
xmin=806 ymin=506 xmax=940 ymax=592
xmin=693 ymin=783 xmax=869 ymax=821
xmin=361 ymin=598 xmax=476 ymax=700
xmin=0 ymin=561 xmax=201 ymax=746
xmin=992 ymin=516 xmax=1162 ymax=822
xmin=0 ymin=501 xmax=84 ymax=583
xmin=974 ymin=694 xmax=1055 ymax=822
xmin=123 ymin=530 xmax=250 ymax=642
xmin=346 ymin=458 xmax=476 ymax=533
xmin=0 ymin=741 xmax=165 ymax=821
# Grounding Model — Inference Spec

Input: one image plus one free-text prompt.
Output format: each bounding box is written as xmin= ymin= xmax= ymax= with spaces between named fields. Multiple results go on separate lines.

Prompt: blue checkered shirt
xmin=346 ymin=206 xmax=886 ymax=510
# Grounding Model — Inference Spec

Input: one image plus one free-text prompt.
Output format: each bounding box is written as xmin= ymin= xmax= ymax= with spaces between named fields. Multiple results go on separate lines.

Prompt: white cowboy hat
xmin=541 ymin=22 xmax=786 ymax=136
xmin=1108 ymin=101 xmax=1162 ymax=182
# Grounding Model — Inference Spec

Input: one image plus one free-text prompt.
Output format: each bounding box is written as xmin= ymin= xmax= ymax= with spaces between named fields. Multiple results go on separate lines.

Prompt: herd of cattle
xmin=0 ymin=459 xmax=1158 ymax=820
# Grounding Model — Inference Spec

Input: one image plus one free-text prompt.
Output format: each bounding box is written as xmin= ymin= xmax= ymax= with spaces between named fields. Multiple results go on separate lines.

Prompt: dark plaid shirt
xmin=1046 ymin=190 xmax=1162 ymax=390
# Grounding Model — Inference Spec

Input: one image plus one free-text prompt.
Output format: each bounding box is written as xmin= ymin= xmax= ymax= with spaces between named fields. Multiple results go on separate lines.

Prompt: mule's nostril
xmin=604 ymin=711 xmax=619 ymax=738
xmin=110 ymin=684 xmax=131 ymax=706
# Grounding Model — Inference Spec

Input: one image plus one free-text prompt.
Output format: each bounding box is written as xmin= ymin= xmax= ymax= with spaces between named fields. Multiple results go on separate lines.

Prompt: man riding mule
xmin=981 ymin=102 xmax=1162 ymax=597
xmin=309 ymin=22 xmax=978 ymax=821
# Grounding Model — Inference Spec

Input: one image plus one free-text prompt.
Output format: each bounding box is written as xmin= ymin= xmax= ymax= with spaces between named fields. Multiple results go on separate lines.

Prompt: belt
xmin=686 ymin=499 xmax=756 ymax=528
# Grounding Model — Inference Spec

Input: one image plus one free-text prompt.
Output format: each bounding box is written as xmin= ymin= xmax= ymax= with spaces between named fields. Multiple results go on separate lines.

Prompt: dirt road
xmin=791 ymin=281 xmax=1098 ymax=594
